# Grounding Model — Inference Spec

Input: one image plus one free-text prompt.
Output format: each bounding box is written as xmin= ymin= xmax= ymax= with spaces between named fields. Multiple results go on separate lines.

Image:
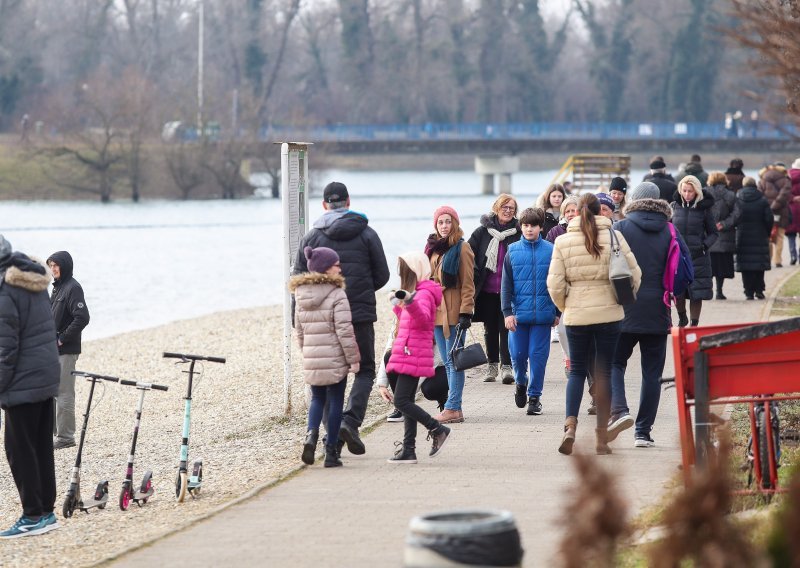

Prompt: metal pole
xmin=694 ymin=351 xmax=710 ymax=470
xmin=281 ymin=143 xmax=292 ymax=416
xmin=197 ymin=0 xmax=204 ymax=135
xmin=232 ymin=88 xmax=239 ymax=139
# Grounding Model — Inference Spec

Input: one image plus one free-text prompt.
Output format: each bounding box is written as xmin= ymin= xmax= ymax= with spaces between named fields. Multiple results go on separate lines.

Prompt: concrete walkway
xmin=109 ymin=262 xmax=796 ymax=567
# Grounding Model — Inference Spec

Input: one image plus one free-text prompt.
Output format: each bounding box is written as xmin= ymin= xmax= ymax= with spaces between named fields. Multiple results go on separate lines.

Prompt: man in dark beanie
xmin=645 ymin=158 xmax=678 ymax=203
xmin=294 ymin=182 xmax=390 ymax=456
xmin=0 ymin=236 xmax=61 ymax=538
xmin=46 ymin=251 xmax=90 ymax=450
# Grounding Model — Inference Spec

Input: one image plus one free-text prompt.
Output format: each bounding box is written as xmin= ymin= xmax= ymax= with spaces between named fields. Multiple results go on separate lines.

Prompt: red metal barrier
xmin=671 ymin=317 xmax=800 ymax=490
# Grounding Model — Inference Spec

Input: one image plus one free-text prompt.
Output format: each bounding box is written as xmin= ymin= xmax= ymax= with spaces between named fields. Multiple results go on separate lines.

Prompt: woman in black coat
xmin=705 ymin=171 xmax=740 ymax=300
xmin=468 ymin=194 xmax=521 ymax=383
xmin=670 ymin=176 xmax=718 ymax=327
xmin=735 ymin=177 xmax=773 ymax=299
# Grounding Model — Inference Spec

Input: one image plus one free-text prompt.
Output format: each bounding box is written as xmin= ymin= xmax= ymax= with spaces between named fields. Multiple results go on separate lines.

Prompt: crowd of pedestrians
xmin=291 ymin=156 xmax=799 ymax=467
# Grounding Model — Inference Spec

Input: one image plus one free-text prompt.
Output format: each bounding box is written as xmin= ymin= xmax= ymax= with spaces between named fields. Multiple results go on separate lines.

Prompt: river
xmin=2 ymin=168 xmax=647 ymax=339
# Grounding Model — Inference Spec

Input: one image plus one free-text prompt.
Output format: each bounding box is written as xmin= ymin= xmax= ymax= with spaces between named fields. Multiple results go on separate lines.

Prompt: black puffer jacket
xmin=616 ymin=199 xmax=678 ymax=335
xmin=706 ymin=183 xmax=740 ymax=253
xmin=467 ymin=214 xmax=521 ymax=297
xmin=294 ymin=210 xmax=390 ymax=323
xmin=47 ymin=251 xmax=90 ymax=355
xmin=647 ymin=173 xmax=678 ymax=203
xmin=0 ymin=245 xmax=61 ymax=408
xmin=735 ymin=184 xmax=773 ymax=272
xmin=671 ymin=189 xmax=718 ymax=300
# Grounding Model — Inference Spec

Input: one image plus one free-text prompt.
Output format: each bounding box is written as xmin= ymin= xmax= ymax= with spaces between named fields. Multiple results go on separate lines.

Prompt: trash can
xmin=404 ymin=509 xmax=523 ymax=567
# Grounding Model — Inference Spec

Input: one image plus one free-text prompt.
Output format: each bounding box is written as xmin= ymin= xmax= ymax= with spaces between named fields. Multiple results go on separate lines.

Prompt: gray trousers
xmin=54 ymin=354 xmax=79 ymax=443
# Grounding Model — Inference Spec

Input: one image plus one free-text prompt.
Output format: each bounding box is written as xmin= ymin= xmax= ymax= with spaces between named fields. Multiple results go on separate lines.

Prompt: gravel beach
xmin=0 ymin=302 xmax=397 ymax=567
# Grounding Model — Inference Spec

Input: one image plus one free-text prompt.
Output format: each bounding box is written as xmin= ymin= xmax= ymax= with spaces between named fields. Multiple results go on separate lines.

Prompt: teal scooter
xmin=163 ymin=352 xmax=226 ymax=502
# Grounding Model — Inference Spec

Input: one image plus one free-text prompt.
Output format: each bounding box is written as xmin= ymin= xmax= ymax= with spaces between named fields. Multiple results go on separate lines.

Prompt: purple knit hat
xmin=304 ymin=246 xmax=340 ymax=273
xmin=596 ymin=193 xmax=615 ymax=211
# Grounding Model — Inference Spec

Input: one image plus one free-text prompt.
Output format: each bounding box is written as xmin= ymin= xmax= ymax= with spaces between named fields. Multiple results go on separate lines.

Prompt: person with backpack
xmin=670 ymin=176 xmax=718 ymax=327
xmin=547 ymin=194 xmax=641 ymax=456
xmin=607 ymin=183 xmax=688 ymax=448
xmin=735 ymin=177 xmax=774 ymax=299
xmin=290 ymin=247 xmax=360 ymax=468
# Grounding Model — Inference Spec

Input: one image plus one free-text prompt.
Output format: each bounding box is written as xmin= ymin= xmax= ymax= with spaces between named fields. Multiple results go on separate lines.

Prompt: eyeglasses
xmin=499 ymin=206 xmax=516 ymax=212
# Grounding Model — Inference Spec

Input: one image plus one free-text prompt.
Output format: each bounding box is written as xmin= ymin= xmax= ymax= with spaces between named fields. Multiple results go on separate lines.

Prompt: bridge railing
xmin=259 ymin=121 xmax=798 ymax=142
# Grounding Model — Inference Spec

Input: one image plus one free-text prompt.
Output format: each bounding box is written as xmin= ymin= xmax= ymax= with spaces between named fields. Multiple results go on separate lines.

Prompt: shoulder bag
xmin=608 ymin=228 xmax=637 ymax=305
xmin=450 ymin=324 xmax=488 ymax=372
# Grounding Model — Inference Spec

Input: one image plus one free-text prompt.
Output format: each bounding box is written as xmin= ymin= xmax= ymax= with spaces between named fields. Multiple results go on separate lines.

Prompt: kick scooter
xmin=163 ymin=351 xmax=226 ymax=502
xmin=62 ymin=370 xmax=119 ymax=518
xmin=118 ymin=379 xmax=169 ymax=510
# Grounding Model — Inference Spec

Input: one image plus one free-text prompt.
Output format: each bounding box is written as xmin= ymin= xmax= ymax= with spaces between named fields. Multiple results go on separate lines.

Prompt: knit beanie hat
xmin=628 ymin=182 xmax=660 ymax=202
xmin=609 ymin=177 xmax=628 ymax=193
xmin=304 ymin=246 xmax=340 ymax=273
xmin=433 ymin=205 xmax=460 ymax=228
xmin=792 ymin=158 xmax=800 ymax=170
xmin=649 ymin=158 xmax=667 ymax=170
xmin=596 ymin=193 xmax=615 ymax=211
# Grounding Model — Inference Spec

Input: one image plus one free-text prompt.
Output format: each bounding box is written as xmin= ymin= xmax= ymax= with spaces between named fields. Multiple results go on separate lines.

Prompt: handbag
xmin=608 ymin=228 xmax=637 ymax=305
xmin=449 ymin=324 xmax=488 ymax=372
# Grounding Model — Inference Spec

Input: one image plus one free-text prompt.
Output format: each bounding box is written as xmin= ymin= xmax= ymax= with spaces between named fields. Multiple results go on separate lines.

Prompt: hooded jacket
xmin=386 ymin=253 xmax=443 ymax=379
xmin=616 ymin=199 xmax=675 ymax=334
xmin=676 ymin=162 xmax=709 ymax=187
xmin=294 ymin=210 xmax=390 ymax=323
xmin=758 ymin=165 xmax=794 ymax=229
xmin=289 ymin=272 xmax=360 ymax=386
xmin=546 ymin=215 xmax=641 ymax=326
xmin=0 ymin=241 xmax=61 ymax=408
xmin=735 ymin=184 xmax=773 ymax=272
xmin=706 ymin=183 xmax=741 ymax=254
xmin=500 ymin=235 xmax=557 ymax=325
xmin=47 ymin=250 xmax=90 ymax=355
xmin=670 ymin=185 xmax=718 ymax=301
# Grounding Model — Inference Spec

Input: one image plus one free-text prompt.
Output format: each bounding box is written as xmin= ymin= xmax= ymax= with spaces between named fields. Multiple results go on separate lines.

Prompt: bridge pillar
xmin=475 ymin=155 xmax=520 ymax=195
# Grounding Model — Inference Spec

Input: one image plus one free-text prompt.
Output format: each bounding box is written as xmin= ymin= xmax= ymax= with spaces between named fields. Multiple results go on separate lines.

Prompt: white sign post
xmin=281 ymin=142 xmax=311 ymax=416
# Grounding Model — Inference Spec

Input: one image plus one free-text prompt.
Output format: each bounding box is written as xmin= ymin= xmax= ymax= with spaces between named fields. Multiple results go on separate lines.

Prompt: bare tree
xmin=164 ymin=140 xmax=209 ymax=200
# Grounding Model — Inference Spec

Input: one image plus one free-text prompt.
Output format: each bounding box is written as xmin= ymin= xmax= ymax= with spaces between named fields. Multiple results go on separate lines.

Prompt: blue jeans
xmin=565 ymin=322 xmax=621 ymax=428
xmin=610 ymin=333 xmax=668 ymax=436
xmin=435 ymin=325 xmax=465 ymax=411
xmin=308 ymin=379 xmax=347 ymax=447
xmin=509 ymin=323 xmax=551 ymax=397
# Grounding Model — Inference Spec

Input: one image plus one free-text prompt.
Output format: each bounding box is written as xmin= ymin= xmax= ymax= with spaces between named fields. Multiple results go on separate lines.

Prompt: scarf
xmin=426 ymin=234 xmax=462 ymax=288
xmin=485 ymin=225 xmax=518 ymax=273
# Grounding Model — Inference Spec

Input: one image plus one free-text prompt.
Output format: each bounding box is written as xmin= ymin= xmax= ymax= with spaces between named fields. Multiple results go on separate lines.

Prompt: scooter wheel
xmin=140 ymin=471 xmax=153 ymax=504
xmin=119 ymin=483 xmax=131 ymax=511
xmin=176 ymin=471 xmax=188 ymax=503
xmin=62 ymin=493 xmax=76 ymax=518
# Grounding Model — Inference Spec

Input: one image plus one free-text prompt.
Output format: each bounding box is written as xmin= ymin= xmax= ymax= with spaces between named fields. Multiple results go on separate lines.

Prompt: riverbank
xmin=0 ymin=303 xmax=396 ymax=568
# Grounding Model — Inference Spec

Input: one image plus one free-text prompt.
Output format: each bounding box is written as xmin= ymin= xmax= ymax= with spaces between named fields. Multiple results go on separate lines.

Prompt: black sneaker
xmin=677 ymin=313 xmax=689 ymax=327
xmin=387 ymin=441 xmax=417 ymax=464
xmin=715 ymin=291 xmax=727 ymax=300
xmin=607 ymin=413 xmax=634 ymax=442
xmin=387 ymin=409 xmax=404 ymax=422
xmin=428 ymin=426 xmax=451 ymax=458
xmin=755 ymin=291 xmax=765 ymax=300
xmin=634 ymin=434 xmax=655 ymax=448
xmin=339 ymin=422 xmax=366 ymax=455
xmin=514 ymin=384 xmax=527 ymax=408
xmin=527 ymin=397 xmax=542 ymax=415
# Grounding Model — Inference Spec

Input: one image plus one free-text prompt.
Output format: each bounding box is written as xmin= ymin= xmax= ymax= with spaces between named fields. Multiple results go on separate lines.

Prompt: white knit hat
xmin=792 ymin=158 xmax=800 ymax=170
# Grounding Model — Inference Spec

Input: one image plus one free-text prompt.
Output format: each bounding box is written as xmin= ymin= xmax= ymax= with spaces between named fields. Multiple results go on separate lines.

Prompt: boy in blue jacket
xmin=501 ymin=208 xmax=559 ymax=415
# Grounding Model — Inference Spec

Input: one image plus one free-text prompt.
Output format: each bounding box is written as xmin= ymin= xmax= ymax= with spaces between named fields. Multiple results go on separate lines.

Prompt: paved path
xmin=109 ymin=261 xmax=796 ymax=567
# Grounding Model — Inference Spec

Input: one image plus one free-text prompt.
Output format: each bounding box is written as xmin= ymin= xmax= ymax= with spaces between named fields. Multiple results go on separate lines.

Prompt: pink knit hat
xmin=433 ymin=205 xmax=460 ymax=228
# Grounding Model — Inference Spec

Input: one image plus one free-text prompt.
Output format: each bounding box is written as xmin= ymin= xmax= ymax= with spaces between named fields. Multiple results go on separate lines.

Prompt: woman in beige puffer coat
xmin=547 ymin=193 xmax=641 ymax=456
xmin=289 ymin=246 xmax=360 ymax=468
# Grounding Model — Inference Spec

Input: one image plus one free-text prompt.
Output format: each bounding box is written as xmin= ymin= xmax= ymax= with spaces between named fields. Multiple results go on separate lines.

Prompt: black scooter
xmin=62 ymin=370 xmax=119 ymax=517
xmin=118 ymin=379 xmax=169 ymax=510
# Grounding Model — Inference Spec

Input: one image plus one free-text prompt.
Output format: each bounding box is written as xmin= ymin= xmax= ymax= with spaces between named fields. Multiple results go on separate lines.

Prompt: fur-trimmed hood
xmin=623 ymin=198 xmax=672 ymax=219
xmin=288 ymin=271 xmax=345 ymax=293
xmin=672 ymin=188 xmax=715 ymax=210
xmin=2 ymin=254 xmax=51 ymax=293
xmin=479 ymin=213 xmax=519 ymax=231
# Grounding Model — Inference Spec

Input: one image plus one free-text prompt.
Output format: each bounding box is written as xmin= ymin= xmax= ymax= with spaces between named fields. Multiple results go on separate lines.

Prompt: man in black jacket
xmin=46 ymin=251 xmax=90 ymax=450
xmin=294 ymin=182 xmax=390 ymax=455
xmin=0 ymin=236 xmax=61 ymax=538
xmin=645 ymin=159 xmax=678 ymax=203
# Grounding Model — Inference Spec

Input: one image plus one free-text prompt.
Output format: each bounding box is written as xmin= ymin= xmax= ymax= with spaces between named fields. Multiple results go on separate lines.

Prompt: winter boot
xmin=301 ymin=429 xmax=319 ymax=465
xmin=690 ymin=319 xmax=699 ymax=327
xmin=677 ymin=312 xmax=689 ymax=327
xmin=324 ymin=444 xmax=343 ymax=468
xmin=596 ymin=428 xmax=612 ymax=455
xmin=558 ymin=417 xmax=578 ymax=455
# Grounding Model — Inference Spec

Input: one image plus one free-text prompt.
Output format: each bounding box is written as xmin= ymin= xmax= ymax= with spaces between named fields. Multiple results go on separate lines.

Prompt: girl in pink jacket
xmin=380 ymin=251 xmax=452 ymax=464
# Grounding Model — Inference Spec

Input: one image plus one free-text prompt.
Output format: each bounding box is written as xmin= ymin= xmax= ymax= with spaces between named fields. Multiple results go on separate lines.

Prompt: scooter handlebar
xmin=71 ymin=371 xmax=119 ymax=383
xmin=163 ymin=352 xmax=226 ymax=364
xmin=151 ymin=384 xmax=169 ymax=391
xmin=119 ymin=379 xmax=169 ymax=391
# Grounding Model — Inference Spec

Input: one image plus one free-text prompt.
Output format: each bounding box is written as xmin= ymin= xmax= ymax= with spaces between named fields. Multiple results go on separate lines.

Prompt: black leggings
xmin=477 ymin=293 xmax=511 ymax=365
xmin=394 ymin=375 xmax=441 ymax=449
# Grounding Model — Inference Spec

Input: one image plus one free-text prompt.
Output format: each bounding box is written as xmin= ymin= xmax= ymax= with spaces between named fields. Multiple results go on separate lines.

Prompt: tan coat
xmin=547 ymin=216 xmax=642 ymax=326
xmin=430 ymin=242 xmax=475 ymax=333
xmin=288 ymin=272 xmax=360 ymax=386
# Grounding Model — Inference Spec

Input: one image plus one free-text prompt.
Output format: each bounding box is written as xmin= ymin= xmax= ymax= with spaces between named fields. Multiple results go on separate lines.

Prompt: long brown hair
xmin=398 ymin=258 xmax=418 ymax=292
xmin=537 ymin=183 xmax=567 ymax=210
xmin=437 ymin=216 xmax=464 ymax=247
xmin=578 ymin=193 xmax=602 ymax=259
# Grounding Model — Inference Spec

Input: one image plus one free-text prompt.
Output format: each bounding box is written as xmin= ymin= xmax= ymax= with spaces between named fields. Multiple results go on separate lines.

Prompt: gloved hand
xmin=458 ymin=314 xmax=472 ymax=329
